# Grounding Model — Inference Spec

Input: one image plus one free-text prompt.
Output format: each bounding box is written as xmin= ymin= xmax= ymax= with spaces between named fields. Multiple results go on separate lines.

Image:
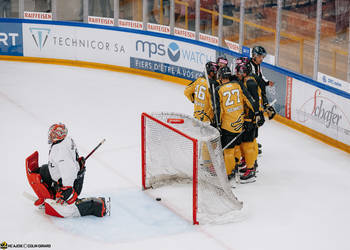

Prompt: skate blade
xmin=239 ymin=178 xmax=256 ymax=184
xmin=106 ymin=197 xmax=111 ymax=216
xmin=230 ymin=177 xmax=241 ymax=188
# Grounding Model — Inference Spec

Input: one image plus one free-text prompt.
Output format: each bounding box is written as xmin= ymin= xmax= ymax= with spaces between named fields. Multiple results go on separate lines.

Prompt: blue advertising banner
xmin=130 ymin=57 xmax=202 ymax=81
xmin=242 ymin=46 xmax=250 ymax=57
xmin=0 ymin=22 xmax=23 ymax=56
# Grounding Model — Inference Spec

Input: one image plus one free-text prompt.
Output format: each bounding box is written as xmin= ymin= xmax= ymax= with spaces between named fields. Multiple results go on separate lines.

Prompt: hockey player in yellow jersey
xmin=184 ymin=62 xmax=218 ymax=175
xmin=215 ymin=66 xmax=259 ymax=179
xmin=184 ymin=62 xmax=218 ymax=123
xmin=235 ymin=63 xmax=265 ymax=183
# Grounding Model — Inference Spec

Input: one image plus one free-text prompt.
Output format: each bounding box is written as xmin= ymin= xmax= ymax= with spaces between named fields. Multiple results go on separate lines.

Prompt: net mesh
xmin=143 ymin=112 xmax=243 ymax=224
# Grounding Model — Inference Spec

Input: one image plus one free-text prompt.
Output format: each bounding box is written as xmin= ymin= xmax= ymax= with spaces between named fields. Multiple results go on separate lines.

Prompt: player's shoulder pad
xmin=246 ymin=75 xmax=257 ymax=82
xmin=215 ymin=84 xmax=223 ymax=92
xmin=187 ymin=79 xmax=196 ymax=86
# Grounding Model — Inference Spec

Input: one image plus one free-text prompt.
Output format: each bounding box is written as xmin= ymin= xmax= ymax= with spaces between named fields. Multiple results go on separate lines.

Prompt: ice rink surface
xmin=1 ymin=61 xmax=350 ymax=250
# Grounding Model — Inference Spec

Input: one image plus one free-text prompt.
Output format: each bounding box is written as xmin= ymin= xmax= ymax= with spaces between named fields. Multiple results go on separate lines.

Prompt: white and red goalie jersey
xmin=48 ymin=136 xmax=80 ymax=187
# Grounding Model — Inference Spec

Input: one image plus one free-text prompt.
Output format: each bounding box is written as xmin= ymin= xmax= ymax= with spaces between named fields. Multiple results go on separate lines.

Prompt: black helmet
xmin=218 ymin=66 xmax=232 ymax=80
xmin=206 ymin=61 xmax=217 ymax=74
xmin=252 ymin=46 xmax=267 ymax=58
xmin=236 ymin=63 xmax=251 ymax=75
xmin=216 ymin=55 xmax=228 ymax=66
xmin=235 ymin=57 xmax=250 ymax=66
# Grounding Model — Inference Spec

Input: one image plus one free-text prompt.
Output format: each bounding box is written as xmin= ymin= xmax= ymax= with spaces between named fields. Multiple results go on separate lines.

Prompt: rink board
xmin=0 ymin=18 xmax=349 ymax=151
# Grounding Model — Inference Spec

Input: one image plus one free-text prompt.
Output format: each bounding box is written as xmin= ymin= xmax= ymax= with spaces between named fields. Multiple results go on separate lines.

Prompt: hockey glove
xmin=56 ymin=186 xmax=78 ymax=205
xmin=243 ymin=121 xmax=255 ymax=132
xmin=265 ymin=105 xmax=276 ymax=120
xmin=78 ymin=156 xmax=85 ymax=170
xmin=255 ymin=111 xmax=265 ymax=127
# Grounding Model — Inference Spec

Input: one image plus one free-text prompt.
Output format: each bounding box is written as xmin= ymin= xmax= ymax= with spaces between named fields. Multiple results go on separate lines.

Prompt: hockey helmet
xmin=235 ymin=57 xmax=250 ymax=66
xmin=48 ymin=123 xmax=68 ymax=144
xmin=216 ymin=55 xmax=228 ymax=67
xmin=217 ymin=66 xmax=232 ymax=80
xmin=205 ymin=61 xmax=217 ymax=74
xmin=236 ymin=63 xmax=251 ymax=76
xmin=252 ymin=46 xmax=267 ymax=58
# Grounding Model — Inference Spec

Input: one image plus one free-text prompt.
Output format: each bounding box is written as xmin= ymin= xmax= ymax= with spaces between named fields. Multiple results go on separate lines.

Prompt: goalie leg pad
xmin=26 ymin=152 xmax=53 ymax=203
xmin=26 ymin=151 xmax=39 ymax=173
xmin=76 ymin=197 xmax=107 ymax=217
xmin=27 ymin=173 xmax=53 ymax=201
xmin=44 ymin=199 xmax=80 ymax=218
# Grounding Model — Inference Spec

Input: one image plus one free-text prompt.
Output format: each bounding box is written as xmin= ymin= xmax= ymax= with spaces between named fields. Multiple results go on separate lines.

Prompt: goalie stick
xmin=85 ymin=139 xmax=106 ymax=161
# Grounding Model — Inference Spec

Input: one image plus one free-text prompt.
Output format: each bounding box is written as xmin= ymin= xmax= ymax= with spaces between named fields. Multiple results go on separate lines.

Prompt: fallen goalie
xmin=25 ymin=123 xmax=110 ymax=218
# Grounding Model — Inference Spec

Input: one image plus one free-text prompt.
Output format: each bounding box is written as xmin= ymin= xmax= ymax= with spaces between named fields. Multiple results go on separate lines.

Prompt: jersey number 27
xmin=223 ymin=89 xmax=240 ymax=106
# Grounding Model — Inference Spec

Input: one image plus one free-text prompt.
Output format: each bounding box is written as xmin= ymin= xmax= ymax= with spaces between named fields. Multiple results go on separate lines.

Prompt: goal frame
xmin=141 ymin=112 xmax=199 ymax=225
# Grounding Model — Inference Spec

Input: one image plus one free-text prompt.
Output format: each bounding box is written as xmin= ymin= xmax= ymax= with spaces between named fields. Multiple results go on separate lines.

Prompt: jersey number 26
xmin=195 ymin=85 xmax=206 ymax=101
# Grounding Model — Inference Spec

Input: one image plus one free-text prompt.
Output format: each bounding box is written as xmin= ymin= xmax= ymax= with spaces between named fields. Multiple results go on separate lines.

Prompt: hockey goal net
xmin=141 ymin=112 xmax=243 ymax=224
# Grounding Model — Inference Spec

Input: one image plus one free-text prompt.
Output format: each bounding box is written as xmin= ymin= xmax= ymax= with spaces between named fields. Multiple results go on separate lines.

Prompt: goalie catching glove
xmin=56 ymin=186 xmax=78 ymax=205
xmin=264 ymin=105 xmax=276 ymax=120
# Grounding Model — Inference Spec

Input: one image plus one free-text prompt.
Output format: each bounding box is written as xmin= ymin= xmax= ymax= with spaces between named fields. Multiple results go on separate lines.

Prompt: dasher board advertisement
xmin=288 ymin=78 xmax=350 ymax=145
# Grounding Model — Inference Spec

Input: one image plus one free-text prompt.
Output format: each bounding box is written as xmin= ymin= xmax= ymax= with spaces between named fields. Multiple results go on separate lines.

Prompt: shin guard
xmin=240 ymin=141 xmax=258 ymax=169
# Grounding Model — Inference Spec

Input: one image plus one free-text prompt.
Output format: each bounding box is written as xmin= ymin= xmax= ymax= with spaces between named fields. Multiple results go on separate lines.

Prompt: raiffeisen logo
xmin=167 ymin=42 xmax=180 ymax=62
xmin=135 ymin=39 xmax=214 ymax=65
xmin=29 ymin=27 xmax=50 ymax=50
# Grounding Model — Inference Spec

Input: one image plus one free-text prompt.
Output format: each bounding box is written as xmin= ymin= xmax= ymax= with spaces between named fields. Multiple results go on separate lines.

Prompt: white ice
xmin=1 ymin=61 xmax=350 ymax=250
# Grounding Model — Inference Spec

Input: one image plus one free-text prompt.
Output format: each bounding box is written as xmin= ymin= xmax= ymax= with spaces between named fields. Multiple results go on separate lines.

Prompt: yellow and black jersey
xmin=215 ymin=80 xmax=256 ymax=134
xmin=242 ymin=75 xmax=264 ymax=122
xmin=184 ymin=76 xmax=214 ymax=122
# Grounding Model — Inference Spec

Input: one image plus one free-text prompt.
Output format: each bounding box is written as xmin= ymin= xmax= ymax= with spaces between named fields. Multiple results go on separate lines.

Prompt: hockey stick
xmin=204 ymin=67 xmax=220 ymax=130
xmin=85 ymin=139 xmax=106 ymax=161
xmin=222 ymin=130 xmax=245 ymax=150
xmin=194 ymin=110 xmax=213 ymax=124
xmin=269 ymin=99 xmax=277 ymax=106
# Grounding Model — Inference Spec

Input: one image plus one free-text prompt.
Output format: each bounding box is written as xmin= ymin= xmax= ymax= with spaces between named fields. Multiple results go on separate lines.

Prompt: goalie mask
xmin=48 ymin=123 xmax=68 ymax=144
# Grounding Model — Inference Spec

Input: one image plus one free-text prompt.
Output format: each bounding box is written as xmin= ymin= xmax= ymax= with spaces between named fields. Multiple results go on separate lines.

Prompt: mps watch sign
xmin=289 ymin=78 xmax=350 ymax=145
xmin=0 ymin=23 xmax=23 ymax=56
xmin=130 ymin=35 xmax=216 ymax=80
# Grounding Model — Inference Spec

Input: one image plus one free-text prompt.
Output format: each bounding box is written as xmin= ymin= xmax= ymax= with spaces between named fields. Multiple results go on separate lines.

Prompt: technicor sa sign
xmin=29 ymin=27 xmax=50 ymax=50
xmin=0 ymin=23 xmax=23 ymax=56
